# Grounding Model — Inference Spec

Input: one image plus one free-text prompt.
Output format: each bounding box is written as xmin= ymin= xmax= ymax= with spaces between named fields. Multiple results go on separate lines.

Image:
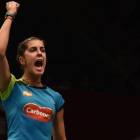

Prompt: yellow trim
xmin=0 ymin=74 xmax=16 ymax=101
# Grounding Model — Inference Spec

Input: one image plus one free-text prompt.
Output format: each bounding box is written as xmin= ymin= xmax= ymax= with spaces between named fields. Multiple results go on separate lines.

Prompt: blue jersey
xmin=0 ymin=74 xmax=65 ymax=140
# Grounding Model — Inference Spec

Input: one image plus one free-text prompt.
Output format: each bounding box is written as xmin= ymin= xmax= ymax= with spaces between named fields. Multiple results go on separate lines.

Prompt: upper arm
xmin=52 ymin=108 xmax=67 ymax=140
xmin=0 ymin=55 xmax=10 ymax=93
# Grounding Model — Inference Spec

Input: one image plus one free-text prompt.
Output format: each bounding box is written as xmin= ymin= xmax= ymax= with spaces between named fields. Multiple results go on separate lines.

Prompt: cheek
xmin=44 ymin=54 xmax=47 ymax=63
xmin=25 ymin=55 xmax=34 ymax=65
xmin=45 ymin=55 xmax=47 ymax=63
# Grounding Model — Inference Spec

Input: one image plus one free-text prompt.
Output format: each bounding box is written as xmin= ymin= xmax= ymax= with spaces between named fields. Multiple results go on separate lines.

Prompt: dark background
xmin=1 ymin=0 xmax=140 ymax=93
xmin=1 ymin=0 xmax=140 ymax=140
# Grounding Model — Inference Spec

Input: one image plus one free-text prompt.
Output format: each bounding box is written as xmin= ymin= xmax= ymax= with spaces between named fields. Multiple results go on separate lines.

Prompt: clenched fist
xmin=6 ymin=1 xmax=20 ymax=15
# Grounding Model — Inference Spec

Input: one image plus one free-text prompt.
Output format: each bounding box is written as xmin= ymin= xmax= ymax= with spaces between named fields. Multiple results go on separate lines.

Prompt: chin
xmin=33 ymin=70 xmax=44 ymax=76
xmin=36 ymin=71 xmax=44 ymax=76
xmin=33 ymin=66 xmax=45 ymax=76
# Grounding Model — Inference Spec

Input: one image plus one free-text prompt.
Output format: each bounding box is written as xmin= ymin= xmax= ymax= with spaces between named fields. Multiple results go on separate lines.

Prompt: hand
xmin=6 ymin=1 xmax=20 ymax=15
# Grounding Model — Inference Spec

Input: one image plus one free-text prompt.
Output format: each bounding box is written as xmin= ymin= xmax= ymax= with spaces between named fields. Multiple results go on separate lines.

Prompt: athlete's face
xmin=21 ymin=39 xmax=47 ymax=76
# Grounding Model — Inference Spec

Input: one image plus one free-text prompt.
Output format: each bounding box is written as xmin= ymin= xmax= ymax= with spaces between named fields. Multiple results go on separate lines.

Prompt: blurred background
xmin=1 ymin=0 xmax=140 ymax=139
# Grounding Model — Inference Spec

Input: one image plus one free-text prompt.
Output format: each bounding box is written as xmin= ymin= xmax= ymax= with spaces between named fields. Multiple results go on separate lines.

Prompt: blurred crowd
xmin=43 ymin=73 xmax=135 ymax=94
xmin=43 ymin=73 xmax=95 ymax=91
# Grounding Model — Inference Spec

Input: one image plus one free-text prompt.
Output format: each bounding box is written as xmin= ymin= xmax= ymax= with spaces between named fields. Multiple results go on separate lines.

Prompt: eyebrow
xmin=28 ymin=46 xmax=45 ymax=49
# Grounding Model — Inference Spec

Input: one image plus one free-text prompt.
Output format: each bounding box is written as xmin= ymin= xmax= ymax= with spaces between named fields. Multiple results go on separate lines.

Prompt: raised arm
xmin=0 ymin=1 xmax=19 ymax=93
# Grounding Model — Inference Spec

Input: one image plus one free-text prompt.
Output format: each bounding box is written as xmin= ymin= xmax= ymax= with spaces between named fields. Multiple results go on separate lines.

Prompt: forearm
xmin=53 ymin=137 xmax=67 ymax=140
xmin=0 ymin=18 xmax=12 ymax=56
xmin=0 ymin=1 xmax=19 ymax=56
xmin=52 ymin=109 xmax=67 ymax=140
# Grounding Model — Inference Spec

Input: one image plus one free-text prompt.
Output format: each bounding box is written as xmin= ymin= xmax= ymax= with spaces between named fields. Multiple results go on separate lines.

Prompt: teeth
xmin=36 ymin=60 xmax=43 ymax=62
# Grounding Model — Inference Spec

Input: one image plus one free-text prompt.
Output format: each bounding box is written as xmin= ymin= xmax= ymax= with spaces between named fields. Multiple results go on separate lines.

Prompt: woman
xmin=0 ymin=1 xmax=67 ymax=140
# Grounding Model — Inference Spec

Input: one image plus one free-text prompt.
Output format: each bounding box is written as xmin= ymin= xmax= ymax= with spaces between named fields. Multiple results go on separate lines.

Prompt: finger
xmin=8 ymin=3 xmax=11 ymax=8
xmin=6 ymin=2 xmax=10 ymax=5
xmin=16 ymin=4 xmax=20 ymax=8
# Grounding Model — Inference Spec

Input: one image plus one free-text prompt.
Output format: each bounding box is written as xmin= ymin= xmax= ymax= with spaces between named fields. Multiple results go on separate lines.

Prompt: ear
xmin=18 ymin=56 xmax=25 ymax=65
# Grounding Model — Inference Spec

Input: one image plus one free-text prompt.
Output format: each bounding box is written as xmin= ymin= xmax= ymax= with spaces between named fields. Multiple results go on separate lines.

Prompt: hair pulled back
xmin=17 ymin=36 xmax=45 ymax=62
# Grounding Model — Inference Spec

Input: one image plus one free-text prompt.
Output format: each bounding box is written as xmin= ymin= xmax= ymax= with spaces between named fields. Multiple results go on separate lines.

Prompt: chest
xmin=6 ymin=85 xmax=56 ymax=122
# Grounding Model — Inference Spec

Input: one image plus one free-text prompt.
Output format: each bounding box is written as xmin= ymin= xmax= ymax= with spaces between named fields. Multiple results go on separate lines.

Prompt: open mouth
xmin=34 ymin=60 xmax=43 ymax=70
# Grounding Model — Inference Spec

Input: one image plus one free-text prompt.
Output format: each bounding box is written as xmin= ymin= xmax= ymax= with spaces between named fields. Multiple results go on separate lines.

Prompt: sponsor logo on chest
xmin=23 ymin=103 xmax=54 ymax=122
xmin=23 ymin=91 xmax=32 ymax=97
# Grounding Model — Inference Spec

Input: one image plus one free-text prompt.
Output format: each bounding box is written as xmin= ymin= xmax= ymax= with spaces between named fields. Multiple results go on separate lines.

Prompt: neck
xmin=22 ymin=73 xmax=42 ymax=87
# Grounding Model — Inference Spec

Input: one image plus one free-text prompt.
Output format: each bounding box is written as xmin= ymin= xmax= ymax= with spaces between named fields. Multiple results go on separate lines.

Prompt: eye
xmin=30 ymin=48 xmax=36 ymax=52
xmin=41 ymin=48 xmax=45 ymax=52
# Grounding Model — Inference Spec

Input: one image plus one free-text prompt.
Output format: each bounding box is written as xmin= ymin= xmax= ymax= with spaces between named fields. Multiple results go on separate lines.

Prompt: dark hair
xmin=17 ymin=36 xmax=45 ymax=70
xmin=17 ymin=36 xmax=45 ymax=61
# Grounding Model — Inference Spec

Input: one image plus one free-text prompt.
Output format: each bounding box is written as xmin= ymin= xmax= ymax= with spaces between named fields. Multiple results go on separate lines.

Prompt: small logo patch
xmin=23 ymin=103 xmax=54 ymax=122
xmin=23 ymin=91 xmax=32 ymax=97
xmin=51 ymin=100 xmax=55 ymax=105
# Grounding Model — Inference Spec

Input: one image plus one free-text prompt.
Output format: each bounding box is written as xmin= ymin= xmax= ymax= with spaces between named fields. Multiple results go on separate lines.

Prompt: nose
xmin=37 ymin=49 xmax=42 ymax=57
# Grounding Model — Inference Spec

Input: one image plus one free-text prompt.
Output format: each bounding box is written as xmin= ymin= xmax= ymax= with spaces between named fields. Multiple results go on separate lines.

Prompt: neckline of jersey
xmin=19 ymin=78 xmax=47 ymax=89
